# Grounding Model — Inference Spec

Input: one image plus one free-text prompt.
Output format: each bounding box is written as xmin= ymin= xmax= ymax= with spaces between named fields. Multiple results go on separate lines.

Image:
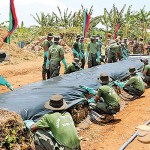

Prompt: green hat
xmin=97 ymin=73 xmax=112 ymax=84
xmin=47 ymin=33 xmax=53 ymax=38
xmin=129 ymin=67 xmax=136 ymax=75
xmin=44 ymin=94 xmax=68 ymax=110
xmin=43 ymin=41 xmax=50 ymax=47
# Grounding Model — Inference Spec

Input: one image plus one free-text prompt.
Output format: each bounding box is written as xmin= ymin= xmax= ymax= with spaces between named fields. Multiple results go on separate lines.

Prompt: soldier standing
xmin=107 ymin=40 xmax=119 ymax=63
xmin=42 ymin=41 xmax=50 ymax=80
xmin=72 ymin=35 xmax=81 ymax=59
xmin=78 ymin=36 xmax=85 ymax=69
xmin=87 ymin=36 xmax=100 ymax=68
xmin=47 ymin=33 xmax=53 ymax=47
xmin=48 ymin=36 xmax=67 ymax=78
xmin=138 ymin=38 xmax=145 ymax=54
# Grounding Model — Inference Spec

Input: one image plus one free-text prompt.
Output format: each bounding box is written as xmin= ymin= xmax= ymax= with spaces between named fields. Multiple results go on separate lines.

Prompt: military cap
xmin=129 ymin=67 xmax=136 ymax=75
xmin=47 ymin=33 xmax=53 ymax=38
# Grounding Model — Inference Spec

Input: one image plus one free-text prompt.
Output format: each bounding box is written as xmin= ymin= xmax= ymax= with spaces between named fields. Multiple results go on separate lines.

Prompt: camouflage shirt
xmin=49 ymin=44 xmax=64 ymax=62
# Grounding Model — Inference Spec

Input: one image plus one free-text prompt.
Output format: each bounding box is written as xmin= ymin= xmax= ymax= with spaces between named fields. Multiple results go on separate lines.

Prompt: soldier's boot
xmin=42 ymin=73 xmax=46 ymax=80
xmin=100 ymin=114 xmax=114 ymax=123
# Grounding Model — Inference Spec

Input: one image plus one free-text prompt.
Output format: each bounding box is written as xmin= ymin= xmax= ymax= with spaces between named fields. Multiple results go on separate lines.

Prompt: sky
xmin=0 ymin=0 xmax=150 ymax=27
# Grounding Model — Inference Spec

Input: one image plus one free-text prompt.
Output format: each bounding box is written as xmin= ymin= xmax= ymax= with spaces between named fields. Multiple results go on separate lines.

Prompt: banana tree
xmin=137 ymin=7 xmax=150 ymax=41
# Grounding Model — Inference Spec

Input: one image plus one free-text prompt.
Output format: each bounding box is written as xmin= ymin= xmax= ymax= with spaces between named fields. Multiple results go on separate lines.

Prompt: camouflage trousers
xmin=50 ymin=61 xmax=60 ymax=78
xmin=88 ymin=53 xmax=98 ymax=68
xmin=42 ymin=66 xmax=50 ymax=80
xmin=123 ymin=86 xmax=144 ymax=96
xmin=33 ymin=130 xmax=80 ymax=150
xmin=143 ymin=75 xmax=150 ymax=85
xmin=108 ymin=55 xmax=117 ymax=63
xmin=96 ymin=101 xmax=120 ymax=115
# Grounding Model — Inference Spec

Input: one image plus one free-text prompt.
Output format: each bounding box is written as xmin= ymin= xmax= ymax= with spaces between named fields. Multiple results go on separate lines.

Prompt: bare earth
xmin=0 ymin=52 xmax=150 ymax=150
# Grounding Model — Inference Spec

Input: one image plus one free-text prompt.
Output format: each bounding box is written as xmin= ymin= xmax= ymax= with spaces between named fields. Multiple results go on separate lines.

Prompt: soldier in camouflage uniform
xmin=96 ymin=35 xmax=102 ymax=54
xmin=78 ymin=36 xmax=85 ymax=69
xmin=42 ymin=41 xmax=51 ymax=80
xmin=87 ymin=36 xmax=100 ymax=68
xmin=138 ymin=38 xmax=145 ymax=54
xmin=141 ymin=58 xmax=150 ymax=87
xmin=107 ymin=40 xmax=119 ymax=63
xmin=29 ymin=94 xmax=80 ymax=150
xmin=47 ymin=33 xmax=53 ymax=47
xmin=132 ymin=38 xmax=139 ymax=54
xmin=72 ymin=35 xmax=81 ymax=59
xmin=64 ymin=58 xmax=82 ymax=74
xmin=123 ymin=67 xmax=145 ymax=98
xmin=48 ymin=36 xmax=67 ymax=78
xmin=146 ymin=40 xmax=150 ymax=55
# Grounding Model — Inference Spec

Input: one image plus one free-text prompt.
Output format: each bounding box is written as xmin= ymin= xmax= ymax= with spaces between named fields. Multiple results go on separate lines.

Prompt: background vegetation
xmin=1 ymin=4 xmax=150 ymax=46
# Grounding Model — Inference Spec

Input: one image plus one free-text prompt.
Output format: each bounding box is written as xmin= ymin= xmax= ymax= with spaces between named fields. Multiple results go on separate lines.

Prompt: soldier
xmin=132 ymin=38 xmax=139 ymax=54
xmin=138 ymin=38 xmax=145 ymax=54
xmin=94 ymin=73 xmax=120 ymax=121
xmin=72 ymin=34 xmax=81 ymax=59
xmin=115 ymin=38 xmax=122 ymax=61
xmin=140 ymin=59 xmax=150 ymax=87
xmin=123 ymin=67 xmax=145 ymax=98
xmin=48 ymin=36 xmax=67 ymax=78
xmin=64 ymin=58 xmax=82 ymax=74
xmin=47 ymin=33 xmax=53 ymax=47
xmin=28 ymin=94 xmax=80 ymax=150
xmin=42 ymin=41 xmax=50 ymax=80
xmin=96 ymin=34 xmax=102 ymax=54
xmin=107 ymin=40 xmax=119 ymax=63
xmin=123 ymin=38 xmax=128 ymax=50
xmin=78 ymin=36 xmax=85 ymax=69
xmin=87 ymin=36 xmax=100 ymax=68
xmin=146 ymin=40 xmax=150 ymax=55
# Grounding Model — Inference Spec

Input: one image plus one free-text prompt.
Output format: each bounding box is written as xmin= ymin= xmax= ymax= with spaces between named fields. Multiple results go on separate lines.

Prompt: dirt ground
xmin=0 ymin=41 xmax=150 ymax=149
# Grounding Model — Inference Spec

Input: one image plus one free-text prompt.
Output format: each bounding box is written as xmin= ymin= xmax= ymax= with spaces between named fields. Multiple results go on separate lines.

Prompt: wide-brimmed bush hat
xmin=98 ymin=73 xmax=112 ymax=84
xmin=44 ymin=94 xmax=68 ymax=110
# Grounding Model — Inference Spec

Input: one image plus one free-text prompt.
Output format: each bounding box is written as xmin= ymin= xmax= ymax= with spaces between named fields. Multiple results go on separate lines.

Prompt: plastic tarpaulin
xmin=0 ymin=56 xmax=150 ymax=120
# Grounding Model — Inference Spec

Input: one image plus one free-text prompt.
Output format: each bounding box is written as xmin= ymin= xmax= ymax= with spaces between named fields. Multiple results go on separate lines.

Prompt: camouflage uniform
xmin=78 ymin=38 xmax=85 ymax=69
xmin=138 ymin=40 xmax=144 ymax=54
xmin=107 ymin=41 xmax=119 ymax=63
xmin=49 ymin=43 xmax=64 ymax=77
xmin=42 ymin=41 xmax=51 ymax=80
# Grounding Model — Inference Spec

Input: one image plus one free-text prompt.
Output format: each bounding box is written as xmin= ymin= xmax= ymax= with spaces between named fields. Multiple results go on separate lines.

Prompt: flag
xmin=113 ymin=23 xmax=120 ymax=39
xmin=83 ymin=10 xmax=90 ymax=39
xmin=3 ymin=0 xmax=18 ymax=44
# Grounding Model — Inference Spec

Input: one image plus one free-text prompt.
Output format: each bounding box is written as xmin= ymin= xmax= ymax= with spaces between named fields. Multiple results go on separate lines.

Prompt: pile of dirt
xmin=0 ymin=110 xmax=34 ymax=150
xmin=0 ymin=28 xmax=39 ymax=65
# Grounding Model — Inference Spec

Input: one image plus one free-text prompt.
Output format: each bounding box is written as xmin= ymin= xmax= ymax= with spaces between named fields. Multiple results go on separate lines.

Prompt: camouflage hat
xmin=47 ymin=33 xmax=53 ymax=38
xmin=43 ymin=41 xmax=50 ymax=47
xmin=44 ymin=94 xmax=68 ymax=110
xmin=97 ymin=73 xmax=112 ymax=84
xmin=140 ymin=58 xmax=148 ymax=64
xmin=129 ymin=67 xmax=136 ymax=75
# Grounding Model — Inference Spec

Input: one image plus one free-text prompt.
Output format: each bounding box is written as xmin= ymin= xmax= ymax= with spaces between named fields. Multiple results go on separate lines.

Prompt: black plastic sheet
xmin=0 ymin=56 xmax=150 ymax=120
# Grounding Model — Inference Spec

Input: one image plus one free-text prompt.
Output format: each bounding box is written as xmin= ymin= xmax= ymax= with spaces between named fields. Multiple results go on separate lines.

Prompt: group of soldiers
xmin=24 ymin=57 xmax=150 ymax=150
xmin=42 ymin=33 xmax=130 ymax=81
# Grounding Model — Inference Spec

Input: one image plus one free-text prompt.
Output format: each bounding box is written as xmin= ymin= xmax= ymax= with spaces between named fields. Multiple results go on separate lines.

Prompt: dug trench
xmin=0 ymin=53 xmax=150 ymax=150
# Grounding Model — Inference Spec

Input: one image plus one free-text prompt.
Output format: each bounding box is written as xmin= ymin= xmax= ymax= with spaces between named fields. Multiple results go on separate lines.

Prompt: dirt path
xmin=0 ymin=53 xmax=150 ymax=150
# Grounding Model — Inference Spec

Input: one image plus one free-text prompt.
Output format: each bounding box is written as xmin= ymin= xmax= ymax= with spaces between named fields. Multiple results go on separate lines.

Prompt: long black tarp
xmin=0 ymin=56 xmax=150 ymax=120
